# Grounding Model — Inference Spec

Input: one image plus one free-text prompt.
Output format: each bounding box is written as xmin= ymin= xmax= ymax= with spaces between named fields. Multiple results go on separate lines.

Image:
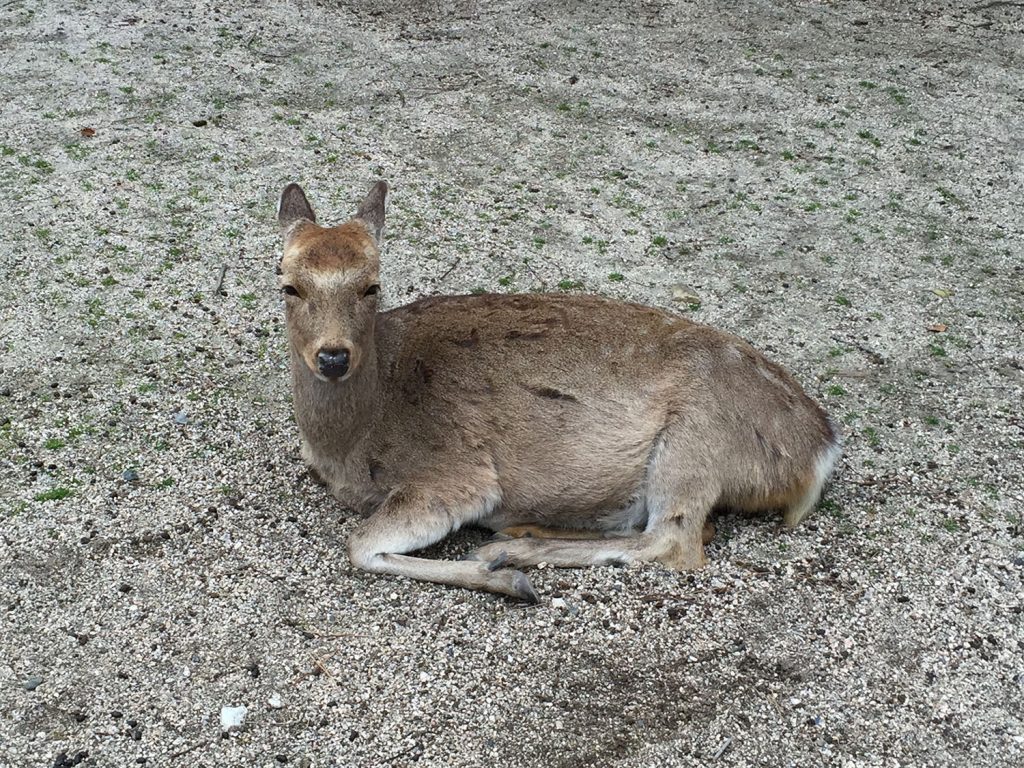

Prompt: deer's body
xmin=278 ymin=182 xmax=841 ymax=601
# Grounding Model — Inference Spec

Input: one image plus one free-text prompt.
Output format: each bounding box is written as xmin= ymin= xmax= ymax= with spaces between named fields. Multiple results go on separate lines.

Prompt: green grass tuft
xmin=35 ymin=487 xmax=72 ymax=502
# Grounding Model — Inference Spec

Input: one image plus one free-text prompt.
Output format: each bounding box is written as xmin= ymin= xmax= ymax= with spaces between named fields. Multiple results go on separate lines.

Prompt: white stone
xmin=220 ymin=704 xmax=247 ymax=731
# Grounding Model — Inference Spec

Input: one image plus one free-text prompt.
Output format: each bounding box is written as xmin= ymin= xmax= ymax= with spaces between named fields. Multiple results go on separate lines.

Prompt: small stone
xmin=122 ymin=468 xmax=139 ymax=483
xmin=550 ymin=597 xmax=566 ymax=609
xmin=220 ymin=704 xmax=247 ymax=731
xmin=173 ymin=411 xmax=188 ymax=425
xmin=23 ymin=676 xmax=44 ymax=691
xmin=53 ymin=752 xmax=91 ymax=768
xmin=268 ymin=693 xmax=283 ymax=710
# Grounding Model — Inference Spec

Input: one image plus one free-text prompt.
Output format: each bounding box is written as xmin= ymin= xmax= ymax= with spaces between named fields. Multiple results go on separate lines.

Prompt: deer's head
xmin=277 ymin=182 xmax=387 ymax=382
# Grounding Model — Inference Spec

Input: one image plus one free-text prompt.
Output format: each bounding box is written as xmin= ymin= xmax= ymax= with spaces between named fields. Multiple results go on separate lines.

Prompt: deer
xmin=276 ymin=180 xmax=841 ymax=602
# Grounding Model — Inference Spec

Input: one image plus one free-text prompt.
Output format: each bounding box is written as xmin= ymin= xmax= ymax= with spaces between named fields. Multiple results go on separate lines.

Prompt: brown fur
xmin=278 ymin=181 xmax=841 ymax=601
xmin=283 ymin=221 xmax=378 ymax=273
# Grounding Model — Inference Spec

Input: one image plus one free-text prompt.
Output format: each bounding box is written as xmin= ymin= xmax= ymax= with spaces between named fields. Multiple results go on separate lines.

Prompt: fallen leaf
xmin=927 ymin=323 xmax=947 ymax=333
xmin=80 ymin=127 xmax=96 ymax=137
xmin=671 ymin=284 xmax=701 ymax=304
xmin=930 ymin=288 xmax=952 ymax=298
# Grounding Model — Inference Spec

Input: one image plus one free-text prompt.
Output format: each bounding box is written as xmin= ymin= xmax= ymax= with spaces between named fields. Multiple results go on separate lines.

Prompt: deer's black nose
xmin=317 ymin=348 xmax=350 ymax=379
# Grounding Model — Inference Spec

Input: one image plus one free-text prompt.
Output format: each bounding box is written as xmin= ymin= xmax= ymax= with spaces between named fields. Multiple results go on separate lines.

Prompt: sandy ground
xmin=1 ymin=1 xmax=1022 ymax=766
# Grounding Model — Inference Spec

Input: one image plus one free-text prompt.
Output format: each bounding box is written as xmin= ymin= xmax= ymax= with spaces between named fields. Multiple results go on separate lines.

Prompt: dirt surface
xmin=1 ymin=1 xmax=1022 ymax=766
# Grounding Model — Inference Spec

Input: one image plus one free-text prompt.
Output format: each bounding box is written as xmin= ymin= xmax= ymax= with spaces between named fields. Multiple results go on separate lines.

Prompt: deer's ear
xmin=278 ymin=183 xmax=316 ymax=229
xmin=356 ymin=181 xmax=388 ymax=243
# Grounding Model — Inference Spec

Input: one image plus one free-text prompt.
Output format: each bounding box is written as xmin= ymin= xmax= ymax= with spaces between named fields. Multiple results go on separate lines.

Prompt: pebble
xmin=51 ymin=751 xmax=89 ymax=768
xmin=122 ymin=468 xmax=140 ymax=482
xmin=173 ymin=411 xmax=188 ymax=425
xmin=268 ymin=693 xmax=283 ymax=709
xmin=220 ymin=704 xmax=247 ymax=731
xmin=23 ymin=676 xmax=43 ymax=691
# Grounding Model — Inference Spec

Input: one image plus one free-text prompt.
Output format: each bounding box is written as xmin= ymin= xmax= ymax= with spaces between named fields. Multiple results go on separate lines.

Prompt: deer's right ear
xmin=278 ymin=183 xmax=316 ymax=229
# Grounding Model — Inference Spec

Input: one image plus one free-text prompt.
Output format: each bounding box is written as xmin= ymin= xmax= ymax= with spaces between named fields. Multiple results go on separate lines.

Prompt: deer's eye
xmin=363 ymin=284 xmax=380 ymax=298
xmin=282 ymin=285 xmax=300 ymax=297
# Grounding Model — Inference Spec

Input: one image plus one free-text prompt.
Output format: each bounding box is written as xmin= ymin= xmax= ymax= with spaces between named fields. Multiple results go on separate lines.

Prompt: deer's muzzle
xmin=317 ymin=347 xmax=351 ymax=380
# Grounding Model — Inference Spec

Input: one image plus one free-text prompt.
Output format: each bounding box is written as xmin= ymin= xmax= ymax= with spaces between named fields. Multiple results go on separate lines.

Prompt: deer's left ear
xmin=278 ymin=183 xmax=316 ymax=230
xmin=356 ymin=181 xmax=388 ymax=243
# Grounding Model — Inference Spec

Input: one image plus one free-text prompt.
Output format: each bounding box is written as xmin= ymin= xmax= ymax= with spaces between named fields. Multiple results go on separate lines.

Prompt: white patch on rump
xmin=784 ymin=439 xmax=842 ymax=527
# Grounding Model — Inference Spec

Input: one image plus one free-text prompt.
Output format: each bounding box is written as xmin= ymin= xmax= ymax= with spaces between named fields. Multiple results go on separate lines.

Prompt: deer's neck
xmin=291 ymin=346 xmax=379 ymax=461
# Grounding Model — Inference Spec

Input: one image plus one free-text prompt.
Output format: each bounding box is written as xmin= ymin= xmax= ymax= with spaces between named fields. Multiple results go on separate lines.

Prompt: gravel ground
xmin=1 ymin=1 xmax=1022 ymax=766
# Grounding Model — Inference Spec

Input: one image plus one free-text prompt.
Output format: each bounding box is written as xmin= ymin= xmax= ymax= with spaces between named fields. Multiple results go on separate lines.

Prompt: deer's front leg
xmin=346 ymin=485 xmax=538 ymax=602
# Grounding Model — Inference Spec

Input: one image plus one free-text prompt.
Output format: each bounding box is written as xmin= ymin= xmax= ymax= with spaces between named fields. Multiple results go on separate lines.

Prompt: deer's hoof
xmin=512 ymin=571 xmax=538 ymax=603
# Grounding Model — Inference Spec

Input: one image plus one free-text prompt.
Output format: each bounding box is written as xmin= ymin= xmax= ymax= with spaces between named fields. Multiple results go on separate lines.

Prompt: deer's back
xmin=377 ymin=293 xmax=694 ymax=425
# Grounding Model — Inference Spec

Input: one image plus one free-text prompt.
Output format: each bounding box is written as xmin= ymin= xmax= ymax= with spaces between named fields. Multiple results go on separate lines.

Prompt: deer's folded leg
xmin=498 ymin=524 xmax=606 ymax=540
xmin=347 ymin=485 xmax=538 ymax=602
xmin=498 ymin=520 xmax=715 ymax=543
